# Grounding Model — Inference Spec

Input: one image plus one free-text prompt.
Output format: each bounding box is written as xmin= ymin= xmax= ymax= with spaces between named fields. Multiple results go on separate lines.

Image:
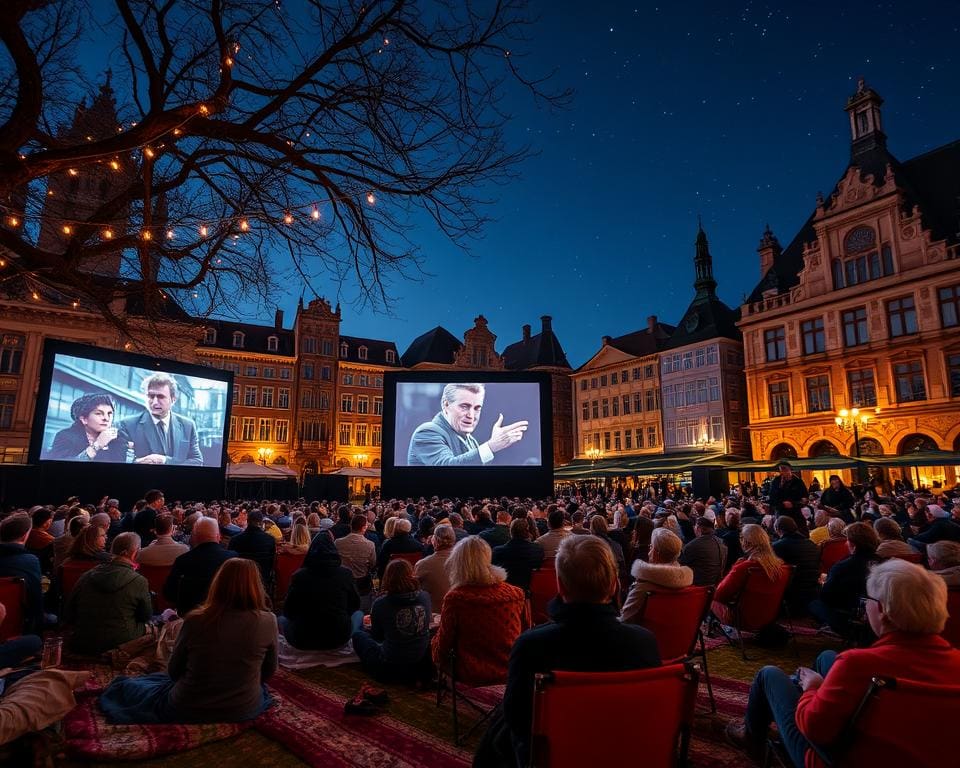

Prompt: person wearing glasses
xmin=726 ymin=559 xmax=960 ymax=766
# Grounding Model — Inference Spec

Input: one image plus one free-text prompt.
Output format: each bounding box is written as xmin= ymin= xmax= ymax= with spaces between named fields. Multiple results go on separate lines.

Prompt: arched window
xmin=834 ymin=226 xmax=893 ymax=290
xmin=385 ymin=349 xmax=396 ymax=364
xmin=808 ymin=440 xmax=840 ymax=458
xmin=340 ymin=342 xmax=348 ymax=357
xmin=204 ymin=327 xmax=217 ymax=344
xmin=770 ymin=443 xmax=798 ymax=461
xmin=857 ymin=438 xmax=883 ymax=456
xmin=899 ymin=433 xmax=938 ymax=455
xmin=232 ymin=331 xmax=244 ymax=348
xmin=844 ymin=226 xmax=876 ymax=254
xmin=358 ymin=345 xmax=368 ymax=360
xmin=267 ymin=335 xmax=279 ymax=352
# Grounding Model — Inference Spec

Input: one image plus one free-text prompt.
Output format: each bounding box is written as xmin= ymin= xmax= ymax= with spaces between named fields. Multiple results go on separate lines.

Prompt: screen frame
xmin=28 ymin=338 xmax=234 ymax=469
xmin=380 ymin=370 xmax=554 ymax=499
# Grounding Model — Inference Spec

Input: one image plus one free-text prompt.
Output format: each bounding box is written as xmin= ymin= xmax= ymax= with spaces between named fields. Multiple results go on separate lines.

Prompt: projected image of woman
xmin=48 ymin=393 xmax=123 ymax=462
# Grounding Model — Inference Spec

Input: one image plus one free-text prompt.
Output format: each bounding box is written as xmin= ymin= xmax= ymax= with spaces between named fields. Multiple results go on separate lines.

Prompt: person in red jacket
xmin=711 ymin=523 xmax=787 ymax=628
xmin=431 ymin=535 xmax=525 ymax=685
xmin=726 ymin=558 xmax=960 ymax=767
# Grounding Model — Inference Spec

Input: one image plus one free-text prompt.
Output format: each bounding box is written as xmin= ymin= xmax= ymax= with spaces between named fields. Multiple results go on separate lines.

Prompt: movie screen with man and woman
xmin=34 ymin=344 xmax=231 ymax=469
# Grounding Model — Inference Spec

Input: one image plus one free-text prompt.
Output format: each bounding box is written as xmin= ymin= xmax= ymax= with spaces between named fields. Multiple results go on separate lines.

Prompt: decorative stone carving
xmin=900 ymin=225 xmax=916 ymax=240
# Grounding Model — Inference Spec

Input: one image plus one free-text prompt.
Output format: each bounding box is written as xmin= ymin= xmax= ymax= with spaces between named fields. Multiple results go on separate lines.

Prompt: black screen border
xmin=380 ymin=370 xmax=554 ymax=499
xmin=28 ymin=338 xmax=234 ymax=469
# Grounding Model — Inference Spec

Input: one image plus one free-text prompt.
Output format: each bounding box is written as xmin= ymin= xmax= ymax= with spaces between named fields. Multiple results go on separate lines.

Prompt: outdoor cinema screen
xmin=32 ymin=342 xmax=231 ymax=469
xmin=393 ymin=380 xmax=543 ymax=468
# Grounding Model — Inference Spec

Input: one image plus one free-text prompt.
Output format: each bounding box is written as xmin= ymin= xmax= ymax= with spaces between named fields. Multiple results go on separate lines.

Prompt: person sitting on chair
xmin=726 ymin=559 xmax=960 ymax=767
xmin=711 ymin=524 xmax=785 ymax=629
xmin=163 ymin=518 xmax=237 ymax=615
xmin=476 ymin=535 xmax=661 ymax=768
xmin=809 ymin=522 xmax=880 ymax=635
xmin=620 ymin=528 xmax=693 ymax=624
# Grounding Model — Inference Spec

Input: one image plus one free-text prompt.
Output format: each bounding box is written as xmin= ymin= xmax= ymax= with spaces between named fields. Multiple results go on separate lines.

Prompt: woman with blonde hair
xmin=97 ymin=558 xmax=278 ymax=723
xmin=711 ymin=524 xmax=786 ymax=626
xmin=620 ymin=528 xmax=693 ymax=624
xmin=431 ymin=536 xmax=525 ymax=684
xmin=282 ymin=520 xmax=312 ymax=553
xmin=64 ymin=522 xmax=111 ymax=564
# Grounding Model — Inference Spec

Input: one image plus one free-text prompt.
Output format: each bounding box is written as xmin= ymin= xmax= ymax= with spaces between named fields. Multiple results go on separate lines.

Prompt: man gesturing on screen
xmin=406 ymin=383 xmax=527 ymax=466
xmin=118 ymin=373 xmax=203 ymax=466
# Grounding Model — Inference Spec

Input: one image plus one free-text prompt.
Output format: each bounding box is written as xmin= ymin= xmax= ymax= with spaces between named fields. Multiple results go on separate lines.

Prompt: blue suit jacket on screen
xmin=118 ymin=411 xmax=203 ymax=466
xmin=406 ymin=413 xmax=483 ymax=466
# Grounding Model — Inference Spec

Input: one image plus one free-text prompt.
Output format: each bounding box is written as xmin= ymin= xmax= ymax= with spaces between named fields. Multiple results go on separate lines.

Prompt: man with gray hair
xmin=414 ymin=524 xmax=456 ymax=609
xmin=928 ymin=540 xmax=960 ymax=587
xmin=406 ymin=382 xmax=528 ymax=466
xmin=118 ymin=372 xmax=202 ymax=465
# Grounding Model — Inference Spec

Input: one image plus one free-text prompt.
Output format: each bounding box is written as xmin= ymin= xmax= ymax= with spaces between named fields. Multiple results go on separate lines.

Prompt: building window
xmin=341 ymin=394 xmax=353 ymax=412
xmin=302 ymin=337 xmax=317 ymax=354
xmin=842 ymin=307 xmax=869 ymax=347
xmin=472 ymin=349 xmax=488 ymax=367
xmin=708 ymin=376 xmax=720 ymax=401
xmin=647 ymin=426 xmax=657 ymax=447
xmin=706 ymin=345 xmax=719 ymax=365
xmin=806 ymin=375 xmax=831 ymax=413
xmin=319 ymin=339 xmax=332 ymax=355
xmin=601 ymin=399 xmax=609 ymax=418
xmin=621 ymin=369 xmax=629 ymax=381
xmin=374 ymin=376 xmax=383 ymax=388
xmin=0 ymin=336 xmax=22 ymax=376
xmin=633 ymin=392 xmax=642 ymax=413
xmin=355 ymin=424 xmax=368 ymax=446
xmin=321 ymin=365 xmax=331 ymax=380
xmin=340 ymin=342 xmax=348 ymax=357
xmin=232 ymin=331 xmax=244 ymax=348
xmin=258 ymin=418 xmax=271 ymax=441
xmin=374 ymin=397 xmax=383 ymax=415
xmin=664 ymin=385 xmax=674 ymax=409
xmin=590 ymin=377 xmax=598 ymax=389
xmin=603 ymin=432 xmax=611 ymax=451
xmin=280 ymin=367 xmax=291 ymax=379
xmin=801 ymin=318 xmax=825 ymax=355
xmin=267 ymin=336 xmax=279 ymax=352
xmin=319 ymin=392 xmax=329 ymax=410
xmin=300 ymin=389 xmax=316 ymax=409
xmin=768 ymin=381 xmax=791 ymax=417
xmin=339 ymin=423 xmax=351 ymax=446
xmin=243 ymin=386 xmax=257 ymax=406
xmin=611 ymin=397 xmax=619 ymax=416
xmin=278 ymin=388 xmax=290 ymax=409
xmin=245 ymin=365 xmax=258 ymax=377
xmin=591 ymin=400 xmax=599 ymax=419
xmin=261 ymin=387 xmax=274 ymax=408
xmin=232 ymin=388 xmax=239 ymax=405
xmin=683 ymin=352 xmax=693 ymax=369
xmin=372 ymin=425 xmax=382 ymax=447
xmin=614 ymin=431 xmax=622 ymax=451
xmin=661 ymin=357 xmax=672 ymax=375
xmin=695 ymin=348 xmax=705 ymax=367
xmin=582 ymin=401 xmax=589 ymax=421
xmin=357 ymin=396 xmax=369 ymax=414
xmin=343 ymin=373 xmax=353 ymax=385
xmin=263 ymin=367 xmax=275 ymax=379
xmin=948 ymin=354 xmax=960 ymax=397
xmin=622 ymin=395 xmax=630 ymax=415
xmin=229 ymin=416 xmax=237 ymax=441
xmin=358 ymin=346 xmax=368 ymax=360
xmin=765 ymin=326 xmax=786 ymax=361
xmin=385 ymin=349 xmax=396 ymax=364
xmin=893 ymin=361 xmax=927 ymax=402
xmin=645 ymin=389 xmax=656 ymax=411
xmin=204 ymin=328 xmax=216 ymax=344
xmin=832 ymin=228 xmax=894 ymax=289
xmin=939 ymin=285 xmax=960 ymax=328
xmin=241 ymin=417 xmax=255 ymax=441
xmin=580 ymin=379 xmax=588 ymax=391
xmin=635 ymin=429 xmax=644 ymax=449
xmin=358 ymin=374 xmax=368 ymax=387
xmin=275 ymin=419 xmax=289 ymax=443
xmin=610 ymin=372 xmax=618 ymax=385
xmin=302 ymin=363 xmax=314 ymax=380
xmin=710 ymin=415 xmax=724 ymax=443
xmin=0 ymin=393 xmax=14 ymax=429
xmin=887 ymin=296 xmax=917 ymax=337
xmin=848 ymin=368 xmax=877 ymax=408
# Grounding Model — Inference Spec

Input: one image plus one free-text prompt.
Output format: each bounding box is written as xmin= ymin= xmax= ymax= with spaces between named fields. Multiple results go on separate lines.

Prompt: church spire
xmin=693 ymin=218 xmax=717 ymax=299
xmin=845 ymin=77 xmax=887 ymax=165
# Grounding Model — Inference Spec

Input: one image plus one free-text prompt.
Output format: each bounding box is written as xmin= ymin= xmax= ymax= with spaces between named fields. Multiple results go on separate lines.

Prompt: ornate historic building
xmin=738 ymin=80 xmax=960 ymax=486
xmin=660 ymin=224 xmax=749 ymax=456
xmin=571 ymin=317 xmax=674 ymax=460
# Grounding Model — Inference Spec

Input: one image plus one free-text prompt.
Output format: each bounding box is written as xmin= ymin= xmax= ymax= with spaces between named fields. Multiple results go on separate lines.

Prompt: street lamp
xmin=354 ymin=453 xmax=368 ymax=467
xmin=834 ymin=407 xmax=878 ymax=482
xmin=586 ymin=447 xmax=603 ymax=464
xmin=257 ymin=447 xmax=274 ymax=465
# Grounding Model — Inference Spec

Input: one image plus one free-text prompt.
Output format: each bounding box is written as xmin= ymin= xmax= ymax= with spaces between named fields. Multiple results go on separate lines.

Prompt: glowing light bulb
xmin=173 ymin=128 xmax=182 ymax=136
xmin=144 ymin=147 xmax=155 ymax=158
xmin=224 ymin=56 xmax=234 ymax=67
xmin=109 ymin=159 xmax=120 ymax=170
xmin=7 ymin=216 xmax=19 ymax=227
xmin=311 ymin=204 xmax=320 ymax=220
xmin=166 ymin=229 xmax=175 ymax=240
xmin=239 ymin=219 xmax=250 ymax=232
xmin=62 ymin=225 xmax=72 ymax=235
xmin=103 ymin=229 xmax=114 ymax=239
xmin=141 ymin=230 xmax=152 ymax=241
xmin=32 ymin=291 xmax=40 ymax=300
xmin=366 ymin=192 xmax=376 ymax=205
xmin=68 ymin=168 xmax=79 ymax=176
xmin=283 ymin=212 xmax=294 ymax=225
xmin=200 ymin=225 xmax=208 ymax=237
xmin=199 ymin=104 xmax=210 ymax=115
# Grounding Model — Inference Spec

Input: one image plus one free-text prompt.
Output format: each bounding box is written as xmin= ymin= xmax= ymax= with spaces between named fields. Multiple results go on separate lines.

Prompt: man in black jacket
xmin=768 ymin=462 xmax=809 ymax=535
xmin=228 ymin=510 xmax=277 ymax=586
xmin=163 ymin=517 xmax=236 ymax=614
xmin=772 ymin=516 xmax=820 ymax=616
xmin=808 ymin=522 xmax=879 ymax=634
xmin=376 ymin=518 xmax=424 ymax=579
xmin=492 ymin=519 xmax=545 ymax=590
xmin=477 ymin=535 xmax=660 ymax=768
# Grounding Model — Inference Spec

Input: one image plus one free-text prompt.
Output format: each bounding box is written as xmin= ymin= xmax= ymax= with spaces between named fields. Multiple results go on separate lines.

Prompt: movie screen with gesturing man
xmin=32 ymin=343 xmax=232 ymax=469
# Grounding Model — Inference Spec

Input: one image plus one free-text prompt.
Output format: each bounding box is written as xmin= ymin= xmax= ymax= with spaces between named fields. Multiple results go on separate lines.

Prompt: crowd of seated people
xmin=0 ymin=474 xmax=958 ymax=765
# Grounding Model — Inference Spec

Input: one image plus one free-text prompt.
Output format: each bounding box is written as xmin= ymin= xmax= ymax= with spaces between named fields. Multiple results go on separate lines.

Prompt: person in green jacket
xmin=64 ymin=532 xmax=152 ymax=654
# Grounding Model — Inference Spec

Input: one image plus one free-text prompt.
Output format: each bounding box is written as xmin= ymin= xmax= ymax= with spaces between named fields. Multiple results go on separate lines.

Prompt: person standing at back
xmin=768 ymin=462 xmax=809 ymax=535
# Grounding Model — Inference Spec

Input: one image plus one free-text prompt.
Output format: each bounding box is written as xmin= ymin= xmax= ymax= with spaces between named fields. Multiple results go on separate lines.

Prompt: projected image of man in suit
xmin=406 ymin=383 xmax=528 ymax=466
xmin=118 ymin=372 xmax=203 ymax=466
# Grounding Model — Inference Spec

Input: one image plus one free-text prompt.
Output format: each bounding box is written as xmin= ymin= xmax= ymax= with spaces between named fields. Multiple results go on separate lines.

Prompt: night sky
xmin=74 ymin=2 xmax=960 ymax=366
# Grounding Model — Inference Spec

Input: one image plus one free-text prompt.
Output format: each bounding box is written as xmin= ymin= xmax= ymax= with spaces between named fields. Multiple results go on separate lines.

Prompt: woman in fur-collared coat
xmin=620 ymin=528 xmax=693 ymax=624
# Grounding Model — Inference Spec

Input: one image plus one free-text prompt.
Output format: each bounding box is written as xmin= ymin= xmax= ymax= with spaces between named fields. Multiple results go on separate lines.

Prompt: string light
xmin=199 ymin=104 xmax=210 ymax=115
xmin=283 ymin=211 xmax=294 ymax=225
xmin=366 ymin=192 xmax=376 ymax=205
xmin=6 ymin=216 xmax=18 ymax=227
xmin=109 ymin=159 xmax=120 ymax=170
xmin=72 ymin=300 xmax=79 ymax=308
xmin=102 ymin=229 xmax=114 ymax=239
xmin=166 ymin=229 xmax=175 ymax=240
xmin=144 ymin=147 xmax=155 ymax=158
xmin=141 ymin=230 xmax=152 ymax=240
xmin=0 ymin=259 xmax=5 ymax=267
xmin=32 ymin=291 xmax=40 ymax=300
xmin=68 ymin=168 xmax=79 ymax=176
xmin=239 ymin=219 xmax=250 ymax=232
xmin=199 ymin=225 xmax=208 ymax=237
xmin=311 ymin=204 xmax=320 ymax=220
xmin=62 ymin=225 xmax=72 ymax=235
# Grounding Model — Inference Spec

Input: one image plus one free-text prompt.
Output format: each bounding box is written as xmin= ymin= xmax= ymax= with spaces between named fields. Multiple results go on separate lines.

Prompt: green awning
xmin=858 ymin=451 xmax=960 ymax=468
xmin=554 ymin=452 xmax=750 ymax=478
xmin=726 ymin=455 xmax=863 ymax=472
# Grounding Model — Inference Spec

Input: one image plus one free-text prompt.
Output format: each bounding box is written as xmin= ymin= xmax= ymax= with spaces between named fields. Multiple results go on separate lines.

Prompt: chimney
xmin=647 ymin=315 xmax=657 ymax=332
xmin=274 ymin=308 xmax=284 ymax=330
xmin=522 ymin=324 xmax=531 ymax=341
xmin=541 ymin=315 xmax=552 ymax=334
xmin=601 ymin=335 xmax=611 ymax=346
xmin=757 ymin=224 xmax=782 ymax=278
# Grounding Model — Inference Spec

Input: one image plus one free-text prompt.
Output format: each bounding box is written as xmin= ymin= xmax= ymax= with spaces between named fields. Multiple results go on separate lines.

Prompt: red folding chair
xmin=528 ymin=567 xmax=558 ymax=626
xmin=714 ymin=564 xmax=794 ymax=660
xmin=796 ymin=675 xmax=960 ymax=767
xmin=819 ymin=539 xmax=849 ymax=575
xmin=943 ymin=588 xmax=960 ymax=648
xmin=275 ymin=551 xmax=306 ymax=603
xmin=889 ymin=550 xmax=923 ymax=564
xmin=389 ymin=551 xmax=423 ymax=568
xmin=629 ymin=585 xmax=715 ymax=711
xmin=531 ymin=663 xmax=699 ymax=768
xmin=60 ymin=560 xmax=98 ymax=601
xmin=137 ymin=563 xmax=175 ymax=613
xmin=0 ymin=576 xmax=26 ymax=640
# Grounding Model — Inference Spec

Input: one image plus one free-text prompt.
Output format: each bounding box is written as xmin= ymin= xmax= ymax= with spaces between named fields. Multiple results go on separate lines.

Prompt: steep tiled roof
xmin=198 ymin=318 xmax=295 ymax=356
xmin=339 ymin=334 xmax=401 ymax=367
xmin=665 ymin=295 xmax=741 ymax=348
xmin=400 ymin=325 xmax=461 ymax=367
xmin=502 ymin=317 xmax=571 ymax=370
xmin=606 ymin=323 xmax=675 ymax=357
